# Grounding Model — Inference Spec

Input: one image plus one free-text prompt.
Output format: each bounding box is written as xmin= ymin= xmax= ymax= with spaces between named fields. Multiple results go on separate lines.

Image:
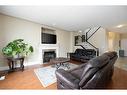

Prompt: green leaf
xmin=2 ymin=39 xmax=34 ymax=57
xmin=29 ymin=46 xmax=34 ymax=52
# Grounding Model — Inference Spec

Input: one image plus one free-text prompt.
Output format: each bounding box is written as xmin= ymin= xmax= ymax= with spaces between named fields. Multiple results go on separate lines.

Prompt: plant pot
xmin=13 ymin=55 xmax=19 ymax=58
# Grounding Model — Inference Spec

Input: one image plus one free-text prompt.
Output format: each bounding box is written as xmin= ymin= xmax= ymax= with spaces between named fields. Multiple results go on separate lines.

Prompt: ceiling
xmin=0 ymin=6 xmax=127 ymax=33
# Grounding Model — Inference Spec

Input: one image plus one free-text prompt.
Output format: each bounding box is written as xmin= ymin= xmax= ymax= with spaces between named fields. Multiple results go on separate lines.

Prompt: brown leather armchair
xmin=55 ymin=51 xmax=117 ymax=89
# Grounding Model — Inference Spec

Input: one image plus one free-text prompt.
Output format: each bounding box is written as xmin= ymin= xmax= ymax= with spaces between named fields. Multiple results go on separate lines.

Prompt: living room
xmin=0 ymin=5 xmax=127 ymax=92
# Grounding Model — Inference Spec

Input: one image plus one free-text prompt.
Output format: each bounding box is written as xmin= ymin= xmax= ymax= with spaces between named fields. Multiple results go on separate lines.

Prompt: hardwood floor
xmin=107 ymin=67 xmax=127 ymax=89
xmin=0 ymin=64 xmax=57 ymax=89
xmin=0 ymin=60 xmax=127 ymax=89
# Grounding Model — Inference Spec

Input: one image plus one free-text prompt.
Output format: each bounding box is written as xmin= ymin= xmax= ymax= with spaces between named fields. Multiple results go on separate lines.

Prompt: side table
xmin=7 ymin=57 xmax=25 ymax=72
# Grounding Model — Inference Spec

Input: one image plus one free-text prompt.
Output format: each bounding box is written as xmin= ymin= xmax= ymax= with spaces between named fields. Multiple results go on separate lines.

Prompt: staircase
xmin=75 ymin=26 xmax=101 ymax=56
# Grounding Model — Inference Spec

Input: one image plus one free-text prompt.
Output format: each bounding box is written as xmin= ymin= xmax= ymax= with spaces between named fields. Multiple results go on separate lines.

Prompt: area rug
xmin=34 ymin=63 xmax=78 ymax=87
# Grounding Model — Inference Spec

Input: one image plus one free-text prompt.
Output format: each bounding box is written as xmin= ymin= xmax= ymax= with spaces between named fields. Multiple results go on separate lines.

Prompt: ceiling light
xmin=78 ymin=30 xmax=82 ymax=32
xmin=116 ymin=25 xmax=124 ymax=28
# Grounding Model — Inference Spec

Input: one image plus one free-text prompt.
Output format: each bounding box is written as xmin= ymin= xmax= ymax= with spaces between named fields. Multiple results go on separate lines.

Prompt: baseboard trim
xmin=0 ymin=60 xmax=43 ymax=71
xmin=0 ymin=66 xmax=9 ymax=71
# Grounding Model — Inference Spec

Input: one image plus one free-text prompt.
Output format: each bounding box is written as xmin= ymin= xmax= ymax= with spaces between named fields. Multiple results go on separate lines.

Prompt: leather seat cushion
xmin=70 ymin=68 xmax=84 ymax=79
xmin=80 ymin=56 xmax=90 ymax=60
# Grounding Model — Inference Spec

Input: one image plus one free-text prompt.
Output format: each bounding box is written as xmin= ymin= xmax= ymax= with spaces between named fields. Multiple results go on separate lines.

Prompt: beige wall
xmin=55 ymin=29 xmax=71 ymax=57
xmin=121 ymin=33 xmax=127 ymax=39
xmin=107 ymin=32 xmax=120 ymax=52
xmin=0 ymin=14 xmax=71 ymax=67
xmin=120 ymin=33 xmax=127 ymax=56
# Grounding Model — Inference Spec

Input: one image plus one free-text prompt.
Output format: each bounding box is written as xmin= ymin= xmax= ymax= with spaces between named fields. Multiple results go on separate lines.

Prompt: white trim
xmin=0 ymin=66 xmax=9 ymax=71
xmin=39 ymin=44 xmax=59 ymax=64
xmin=0 ymin=60 xmax=42 ymax=71
xmin=24 ymin=60 xmax=42 ymax=66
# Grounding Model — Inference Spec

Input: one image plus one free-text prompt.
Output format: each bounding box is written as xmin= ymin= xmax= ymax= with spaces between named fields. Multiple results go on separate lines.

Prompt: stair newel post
xmin=97 ymin=48 xmax=99 ymax=56
xmin=86 ymin=32 xmax=88 ymax=42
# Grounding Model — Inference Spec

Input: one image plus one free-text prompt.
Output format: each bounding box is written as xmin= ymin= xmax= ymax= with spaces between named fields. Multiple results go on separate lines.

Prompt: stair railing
xmin=75 ymin=26 xmax=101 ymax=56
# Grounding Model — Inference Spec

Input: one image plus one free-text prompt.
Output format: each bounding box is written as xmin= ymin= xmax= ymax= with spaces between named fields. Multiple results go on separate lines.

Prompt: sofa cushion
xmin=70 ymin=68 xmax=84 ymax=79
xmin=79 ymin=54 xmax=110 ymax=87
xmin=75 ymin=49 xmax=87 ymax=56
xmin=80 ymin=56 xmax=90 ymax=60
xmin=75 ymin=49 xmax=82 ymax=54
xmin=69 ymin=64 xmax=87 ymax=79
xmin=86 ymin=49 xmax=96 ymax=55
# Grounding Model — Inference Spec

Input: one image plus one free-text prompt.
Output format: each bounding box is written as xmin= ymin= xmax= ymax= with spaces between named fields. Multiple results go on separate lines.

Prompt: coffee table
xmin=50 ymin=57 xmax=70 ymax=69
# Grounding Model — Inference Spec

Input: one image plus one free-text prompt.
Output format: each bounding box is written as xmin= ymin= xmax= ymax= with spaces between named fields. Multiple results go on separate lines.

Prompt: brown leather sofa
xmin=55 ymin=51 xmax=118 ymax=89
xmin=70 ymin=49 xmax=96 ymax=63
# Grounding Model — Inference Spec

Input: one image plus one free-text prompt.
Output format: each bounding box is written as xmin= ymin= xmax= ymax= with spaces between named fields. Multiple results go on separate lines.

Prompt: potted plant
xmin=2 ymin=39 xmax=34 ymax=58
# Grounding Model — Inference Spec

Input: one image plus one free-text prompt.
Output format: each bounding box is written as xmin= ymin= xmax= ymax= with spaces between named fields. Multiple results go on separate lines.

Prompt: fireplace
xmin=39 ymin=44 xmax=59 ymax=64
xmin=43 ymin=50 xmax=56 ymax=63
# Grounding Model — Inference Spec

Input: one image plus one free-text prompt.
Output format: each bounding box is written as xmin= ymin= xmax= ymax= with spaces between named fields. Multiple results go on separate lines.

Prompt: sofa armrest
xmin=55 ymin=69 xmax=80 ymax=89
xmin=67 ymin=52 xmax=74 ymax=57
xmin=69 ymin=52 xmax=75 ymax=56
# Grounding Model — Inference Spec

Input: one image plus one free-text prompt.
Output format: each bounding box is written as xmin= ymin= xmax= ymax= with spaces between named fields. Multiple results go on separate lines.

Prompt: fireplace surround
xmin=39 ymin=44 xmax=59 ymax=64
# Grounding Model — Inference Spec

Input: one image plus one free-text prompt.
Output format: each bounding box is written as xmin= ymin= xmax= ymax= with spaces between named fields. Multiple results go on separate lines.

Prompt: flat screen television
xmin=41 ymin=33 xmax=57 ymax=44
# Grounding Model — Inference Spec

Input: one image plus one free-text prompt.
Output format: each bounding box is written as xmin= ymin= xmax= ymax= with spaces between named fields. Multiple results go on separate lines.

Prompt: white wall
xmin=0 ymin=14 xmax=71 ymax=68
xmin=71 ymin=27 xmax=108 ymax=55
xmin=88 ymin=27 xmax=108 ymax=55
